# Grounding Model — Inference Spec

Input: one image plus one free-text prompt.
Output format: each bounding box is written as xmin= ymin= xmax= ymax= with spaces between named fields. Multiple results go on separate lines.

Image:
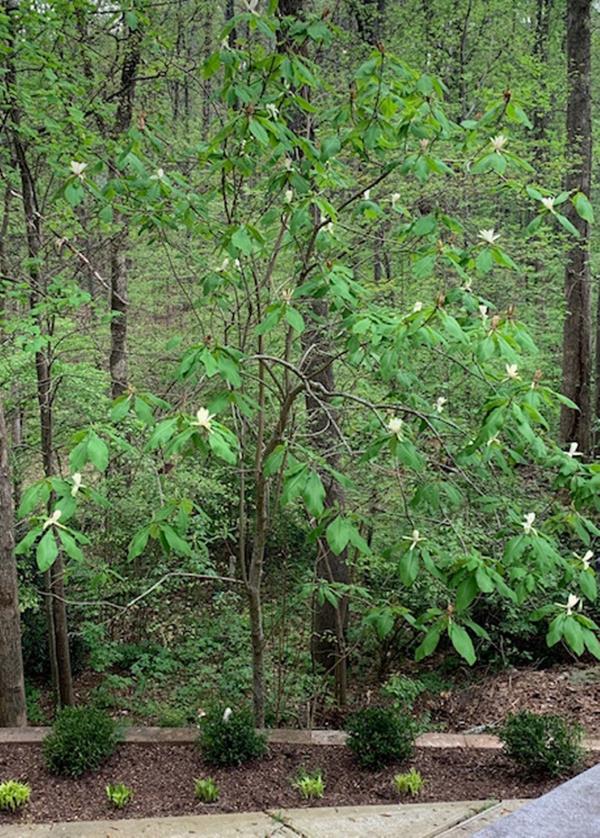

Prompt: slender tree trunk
xmin=108 ymin=21 xmax=141 ymax=399
xmin=4 ymin=0 xmax=73 ymax=707
xmin=561 ymin=0 xmax=592 ymax=451
xmin=0 ymin=394 xmax=27 ymax=726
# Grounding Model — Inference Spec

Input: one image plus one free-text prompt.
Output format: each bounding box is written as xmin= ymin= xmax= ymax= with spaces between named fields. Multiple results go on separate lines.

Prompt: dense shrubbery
xmin=346 ymin=707 xmax=415 ymax=769
xmin=43 ymin=707 xmax=120 ymax=776
xmin=499 ymin=711 xmax=584 ymax=776
xmin=197 ymin=706 xmax=267 ymax=767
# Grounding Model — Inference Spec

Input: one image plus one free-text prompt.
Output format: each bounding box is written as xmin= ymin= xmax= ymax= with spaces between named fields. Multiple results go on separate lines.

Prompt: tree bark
xmin=0 ymin=393 xmax=27 ymax=727
xmin=4 ymin=0 xmax=74 ymax=707
xmin=561 ymin=0 xmax=592 ymax=451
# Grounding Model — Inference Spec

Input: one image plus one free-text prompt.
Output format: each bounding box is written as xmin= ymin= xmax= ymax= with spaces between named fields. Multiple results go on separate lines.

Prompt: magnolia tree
xmin=16 ymin=4 xmax=600 ymax=723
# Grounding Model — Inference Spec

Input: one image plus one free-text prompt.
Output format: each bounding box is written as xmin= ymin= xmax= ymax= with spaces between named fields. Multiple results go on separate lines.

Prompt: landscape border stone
xmin=0 ymin=726 xmax=599 ymax=751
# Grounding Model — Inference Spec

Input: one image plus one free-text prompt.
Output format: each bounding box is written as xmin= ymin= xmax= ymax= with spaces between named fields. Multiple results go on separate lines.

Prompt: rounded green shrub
xmin=43 ymin=706 xmax=120 ymax=776
xmin=499 ymin=711 xmax=583 ymax=777
xmin=197 ymin=706 xmax=267 ymax=767
xmin=346 ymin=707 xmax=415 ymax=769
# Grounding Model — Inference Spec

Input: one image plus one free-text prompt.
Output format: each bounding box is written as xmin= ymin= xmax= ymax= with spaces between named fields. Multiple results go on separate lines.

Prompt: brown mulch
xmin=1 ymin=742 xmax=599 ymax=824
xmin=418 ymin=664 xmax=600 ymax=735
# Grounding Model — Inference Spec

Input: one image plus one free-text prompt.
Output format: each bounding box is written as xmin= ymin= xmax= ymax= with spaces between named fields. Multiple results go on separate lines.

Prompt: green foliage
xmin=499 ymin=711 xmax=584 ymax=777
xmin=106 ymin=783 xmax=133 ymax=809
xmin=0 ymin=781 xmax=31 ymax=812
xmin=292 ymin=768 xmax=325 ymax=800
xmin=194 ymin=777 xmax=220 ymax=803
xmin=43 ymin=707 xmax=120 ymax=777
xmin=393 ymin=769 xmax=424 ymax=796
xmin=197 ymin=707 xmax=267 ymax=767
xmin=346 ymin=708 xmax=415 ymax=770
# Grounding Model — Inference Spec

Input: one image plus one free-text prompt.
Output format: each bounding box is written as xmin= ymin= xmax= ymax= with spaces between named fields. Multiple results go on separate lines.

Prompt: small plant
xmin=106 ymin=783 xmax=133 ymax=809
xmin=0 ymin=780 xmax=31 ymax=812
xmin=43 ymin=706 xmax=120 ymax=777
xmin=292 ymin=769 xmax=325 ymax=800
xmin=194 ymin=777 xmax=220 ymax=803
xmin=346 ymin=707 xmax=415 ymax=770
xmin=393 ymin=768 xmax=424 ymax=796
xmin=499 ymin=711 xmax=583 ymax=777
xmin=197 ymin=706 xmax=267 ymax=767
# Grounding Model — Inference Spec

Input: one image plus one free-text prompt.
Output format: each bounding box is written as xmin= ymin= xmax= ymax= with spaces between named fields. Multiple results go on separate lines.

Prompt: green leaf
xmin=36 ymin=530 xmax=58 ymax=572
xmin=15 ymin=527 xmax=42 ymax=555
xmin=249 ymin=118 xmax=269 ymax=145
xmin=161 ymin=525 xmax=192 ymax=556
xmin=231 ymin=227 xmax=254 ymax=255
xmin=128 ymin=527 xmax=150 ymax=560
xmin=87 ymin=432 xmax=109 ymax=471
xmin=264 ymin=445 xmax=285 ymax=477
xmin=58 ymin=529 xmax=85 ymax=562
xmin=573 ymin=192 xmax=594 ymax=223
xmin=579 ymin=570 xmax=597 ymax=602
xmin=111 ymin=396 xmax=131 ymax=423
xmin=125 ymin=9 xmax=138 ymax=29
xmin=302 ymin=471 xmax=326 ymax=517
xmin=583 ymin=628 xmax=600 ymax=659
xmin=455 ymin=575 xmax=478 ymax=611
xmin=448 ymin=622 xmax=476 ymax=665
xmin=326 ymin=516 xmax=351 ymax=555
xmin=18 ymin=482 xmax=50 ymax=518
xmin=555 ymin=212 xmax=580 ymax=238
xmin=415 ymin=626 xmax=441 ymax=661
xmin=64 ymin=181 xmax=84 ymax=207
xmin=285 ymin=306 xmax=305 ymax=333
xmin=399 ymin=550 xmax=419 ymax=586
xmin=208 ymin=429 xmax=237 ymax=464
xmin=563 ymin=617 xmax=584 ymax=656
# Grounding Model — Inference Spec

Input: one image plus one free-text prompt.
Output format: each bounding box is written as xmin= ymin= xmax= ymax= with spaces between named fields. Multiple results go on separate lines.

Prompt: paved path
xmin=0 ymin=800 xmax=528 ymax=837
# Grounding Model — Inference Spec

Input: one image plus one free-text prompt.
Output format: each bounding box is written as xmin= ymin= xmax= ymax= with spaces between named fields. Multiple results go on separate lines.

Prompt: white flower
xmin=490 ymin=135 xmax=508 ymax=152
xmin=412 ymin=301 xmax=423 ymax=313
xmin=419 ymin=138 xmax=429 ymax=152
xmin=193 ymin=407 xmax=214 ymax=433
xmin=43 ymin=509 xmax=62 ymax=530
xmin=391 ymin=192 xmax=401 ymax=209
xmin=462 ymin=278 xmax=473 ymax=292
xmin=479 ymin=304 xmax=489 ymax=320
xmin=387 ymin=416 xmax=404 ymax=439
xmin=70 ymin=473 xmax=83 ymax=497
xmin=243 ymin=0 xmax=258 ymax=12
xmin=403 ymin=529 xmax=424 ymax=550
xmin=284 ymin=189 xmax=293 ymax=203
xmin=223 ymin=707 xmax=233 ymax=722
xmin=522 ymin=512 xmax=537 ymax=536
xmin=266 ymin=103 xmax=279 ymax=119
xmin=478 ymin=228 xmax=500 ymax=245
xmin=541 ymin=196 xmax=555 ymax=212
xmin=566 ymin=441 xmax=583 ymax=459
xmin=486 ymin=433 xmax=500 ymax=447
xmin=218 ymin=257 xmax=230 ymax=272
xmin=69 ymin=161 xmax=87 ymax=178
xmin=363 ymin=189 xmax=371 ymax=200
xmin=504 ymin=363 xmax=520 ymax=380
xmin=325 ymin=222 xmax=334 ymax=234
xmin=557 ymin=593 xmax=581 ymax=616
xmin=150 ymin=168 xmax=165 ymax=181
xmin=234 ymin=258 xmax=241 ymax=269
xmin=435 ymin=396 xmax=447 ymax=414
xmin=284 ymin=157 xmax=293 ymax=171
xmin=578 ymin=550 xmax=594 ymax=570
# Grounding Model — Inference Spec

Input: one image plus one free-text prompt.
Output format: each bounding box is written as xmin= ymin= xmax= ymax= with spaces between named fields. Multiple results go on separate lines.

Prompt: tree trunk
xmin=108 ymin=21 xmax=141 ymax=399
xmin=0 ymin=394 xmax=27 ymax=727
xmin=561 ymin=0 xmax=592 ymax=451
xmin=4 ymin=0 xmax=74 ymax=707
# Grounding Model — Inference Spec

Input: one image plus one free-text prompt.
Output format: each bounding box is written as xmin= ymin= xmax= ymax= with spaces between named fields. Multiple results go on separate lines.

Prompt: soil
xmin=417 ymin=664 xmax=600 ymax=735
xmin=1 ymin=742 xmax=599 ymax=824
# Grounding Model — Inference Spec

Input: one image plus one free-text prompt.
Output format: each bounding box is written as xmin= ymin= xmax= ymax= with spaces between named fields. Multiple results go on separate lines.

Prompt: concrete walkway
xmin=0 ymin=800 xmax=528 ymax=837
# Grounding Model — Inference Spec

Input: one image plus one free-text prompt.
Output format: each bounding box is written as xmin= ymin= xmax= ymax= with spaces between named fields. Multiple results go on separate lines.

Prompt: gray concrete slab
xmin=270 ymin=801 xmax=496 ymax=837
xmin=439 ymin=800 xmax=528 ymax=836
xmin=0 ymin=812 xmax=294 ymax=837
xmin=474 ymin=763 xmax=600 ymax=837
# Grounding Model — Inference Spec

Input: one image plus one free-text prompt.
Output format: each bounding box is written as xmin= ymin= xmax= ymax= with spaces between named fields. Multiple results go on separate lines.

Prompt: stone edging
xmin=1 ymin=726 xmax=599 ymax=751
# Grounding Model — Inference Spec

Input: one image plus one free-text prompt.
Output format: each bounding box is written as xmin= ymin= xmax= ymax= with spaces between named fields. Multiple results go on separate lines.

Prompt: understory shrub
xmin=346 ymin=707 xmax=415 ymax=769
xmin=499 ymin=711 xmax=583 ymax=776
xmin=0 ymin=780 xmax=31 ymax=811
xmin=43 ymin=706 xmax=120 ymax=776
xmin=197 ymin=706 xmax=267 ymax=766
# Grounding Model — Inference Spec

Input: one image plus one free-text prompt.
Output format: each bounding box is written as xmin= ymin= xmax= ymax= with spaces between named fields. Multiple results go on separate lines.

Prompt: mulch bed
xmin=418 ymin=664 xmax=600 ymax=735
xmin=1 ymin=742 xmax=599 ymax=824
